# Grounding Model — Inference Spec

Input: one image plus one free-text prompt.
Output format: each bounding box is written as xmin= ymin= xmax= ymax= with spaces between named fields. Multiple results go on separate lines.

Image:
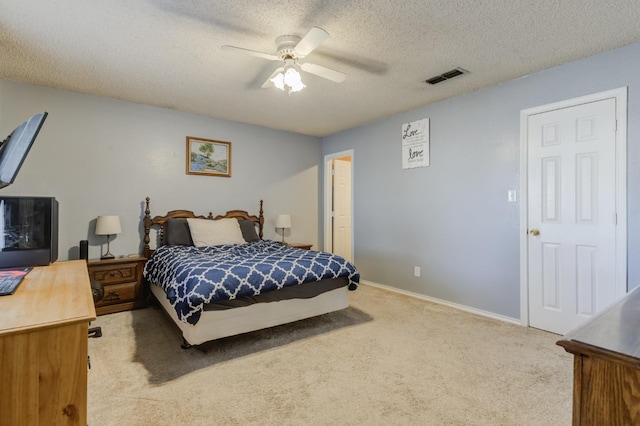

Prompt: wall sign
xmin=402 ymin=118 xmax=430 ymax=169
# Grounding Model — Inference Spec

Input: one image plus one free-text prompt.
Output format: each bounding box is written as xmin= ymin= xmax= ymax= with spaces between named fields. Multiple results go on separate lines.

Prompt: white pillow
xmin=186 ymin=218 xmax=246 ymax=247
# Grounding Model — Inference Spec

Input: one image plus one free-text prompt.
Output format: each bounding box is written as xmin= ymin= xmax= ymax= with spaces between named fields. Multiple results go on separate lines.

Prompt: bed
xmin=141 ymin=197 xmax=359 ymax=347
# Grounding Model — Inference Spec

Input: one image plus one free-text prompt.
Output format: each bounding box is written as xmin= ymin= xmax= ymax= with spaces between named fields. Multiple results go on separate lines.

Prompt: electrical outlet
xmin=414 ymin=266 xmax=421 ymax=277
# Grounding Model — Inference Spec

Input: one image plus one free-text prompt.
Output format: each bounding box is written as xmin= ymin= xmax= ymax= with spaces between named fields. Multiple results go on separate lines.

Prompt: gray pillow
xmin=238 ymin=220 xmax=260 ymax=242
xmin=163 ymin=218 xmax=193 ymax=246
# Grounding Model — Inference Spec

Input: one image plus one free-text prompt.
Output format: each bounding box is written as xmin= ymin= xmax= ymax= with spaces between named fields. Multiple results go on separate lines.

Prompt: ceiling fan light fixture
xmin=271 ymin=72 xmax=285 ymax=90
xmin=270 ymin=69 xmax=304 ymax=93
xmin=283 ymin=66 xmax=305 ymax=93
xmin=270 ymin=60 xmax=305 ymax=94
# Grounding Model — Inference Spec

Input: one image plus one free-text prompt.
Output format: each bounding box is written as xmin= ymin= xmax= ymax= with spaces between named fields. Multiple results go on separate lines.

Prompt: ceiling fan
xmin=222 ymin=27 xmax=347 ymax=94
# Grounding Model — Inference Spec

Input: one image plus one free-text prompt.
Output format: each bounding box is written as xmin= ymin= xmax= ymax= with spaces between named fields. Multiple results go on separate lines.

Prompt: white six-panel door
xmin=526 ymin=95 xmax=623 ymax=335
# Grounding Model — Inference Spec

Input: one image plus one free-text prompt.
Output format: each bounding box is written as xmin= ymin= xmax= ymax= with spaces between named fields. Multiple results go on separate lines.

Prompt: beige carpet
xmin=88 ymin=285 xmax=573 ymax=425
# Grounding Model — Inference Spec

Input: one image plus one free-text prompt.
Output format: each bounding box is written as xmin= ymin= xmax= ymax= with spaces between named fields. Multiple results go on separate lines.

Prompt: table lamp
xmin=275 ymin=214 xmax=291 ymax=244
xmin=95 ymin=215 xmax=122 ymax=259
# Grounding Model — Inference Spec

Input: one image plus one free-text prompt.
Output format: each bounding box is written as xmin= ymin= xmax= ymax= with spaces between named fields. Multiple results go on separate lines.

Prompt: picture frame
xmin=186 ymin=136 xmax=231 ymax=177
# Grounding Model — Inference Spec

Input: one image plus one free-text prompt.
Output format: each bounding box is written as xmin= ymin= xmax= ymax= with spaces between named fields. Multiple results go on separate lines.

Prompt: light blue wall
xmin=323 ymin=41 xmax=640 ymax=319
xmin=0 ymin=80 xmax=323 ymax=260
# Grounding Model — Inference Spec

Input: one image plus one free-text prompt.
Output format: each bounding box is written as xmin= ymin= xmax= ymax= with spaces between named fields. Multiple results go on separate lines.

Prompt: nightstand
xmin=287 ymin=243 xmax=313 ymax=250
xmin=87 ymin=256 xmax=147 ymax=315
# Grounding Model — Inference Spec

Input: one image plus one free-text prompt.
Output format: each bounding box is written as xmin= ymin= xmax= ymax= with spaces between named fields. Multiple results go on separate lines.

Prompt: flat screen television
xmin=0 ymin=196 xmax=58 ymax=268
xmin=0 ymin=112 xmax=48 ymax=189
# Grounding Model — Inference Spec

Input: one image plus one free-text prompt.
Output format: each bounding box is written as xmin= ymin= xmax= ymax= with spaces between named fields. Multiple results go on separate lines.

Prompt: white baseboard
xmin=360 ymin=280 xmax=522 ymax=326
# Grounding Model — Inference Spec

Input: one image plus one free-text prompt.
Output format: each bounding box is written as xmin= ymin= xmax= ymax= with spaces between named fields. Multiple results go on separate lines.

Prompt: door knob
xmin=529 ymin=229 xmax=540 ymax=236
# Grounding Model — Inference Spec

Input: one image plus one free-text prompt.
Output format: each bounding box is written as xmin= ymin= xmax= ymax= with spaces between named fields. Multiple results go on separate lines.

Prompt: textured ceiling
xmin=2 ymin=0 xmax=640 ymax=137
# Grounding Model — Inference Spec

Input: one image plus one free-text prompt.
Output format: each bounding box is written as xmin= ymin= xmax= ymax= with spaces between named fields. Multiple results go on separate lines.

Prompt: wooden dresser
xmin=87 ymin=256 xmax=146 ymax=315
xmin=557 ymin=286 xmax=640 ymax=425
xmin=0 ymin=260 xmax=96 ymax=426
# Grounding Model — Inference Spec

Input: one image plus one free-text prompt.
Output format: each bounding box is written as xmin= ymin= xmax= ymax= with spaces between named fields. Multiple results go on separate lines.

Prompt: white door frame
xmin=519 ymin=87 xmax=627 ymax=327
xmin=324 ymin=149 xmax=354 ymax=261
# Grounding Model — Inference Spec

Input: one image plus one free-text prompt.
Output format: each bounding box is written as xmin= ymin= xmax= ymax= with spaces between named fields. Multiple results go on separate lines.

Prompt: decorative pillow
xmin=238 ymin=219 xmax=260 ymax=242
xmin=163 ymin=218 xmax=193 ymax=246
xmin=186 ymin=218 xmax=246 ymax=247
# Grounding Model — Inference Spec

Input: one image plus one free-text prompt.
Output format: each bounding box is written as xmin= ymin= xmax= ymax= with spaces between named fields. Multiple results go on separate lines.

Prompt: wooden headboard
xmin=142 ymin=196 xmax=264 ymax=258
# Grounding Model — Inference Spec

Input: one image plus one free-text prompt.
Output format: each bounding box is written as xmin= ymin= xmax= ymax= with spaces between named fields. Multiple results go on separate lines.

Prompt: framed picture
xmin=186 ymin=136 xmax=231 ymax=177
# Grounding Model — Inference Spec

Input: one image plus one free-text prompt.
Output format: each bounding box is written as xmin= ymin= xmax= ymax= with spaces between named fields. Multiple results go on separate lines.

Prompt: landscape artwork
xmin=186 ymin=137 xmax=231 ymax=177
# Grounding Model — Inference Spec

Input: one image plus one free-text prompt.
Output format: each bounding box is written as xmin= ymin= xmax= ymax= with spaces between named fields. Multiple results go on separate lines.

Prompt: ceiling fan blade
xmin=221 ymin=45 xmax=279 ymax=61
xmin=262 ymin=67 xmax=284 ymax=88
xmin=300 ymin=62 xmax=347 ymax=83
xmin=294 ymin=27 xmax=329 ymax=58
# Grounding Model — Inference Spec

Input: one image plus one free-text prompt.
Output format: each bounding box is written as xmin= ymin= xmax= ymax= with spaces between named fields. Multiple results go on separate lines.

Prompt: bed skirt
xmin=150 ymin=283 xmax=350 ymax=345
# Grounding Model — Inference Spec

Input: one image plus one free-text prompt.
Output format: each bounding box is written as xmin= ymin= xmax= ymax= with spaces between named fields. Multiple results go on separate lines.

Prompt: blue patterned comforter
xmin=143 ymin=240 xmax=359 ymax=325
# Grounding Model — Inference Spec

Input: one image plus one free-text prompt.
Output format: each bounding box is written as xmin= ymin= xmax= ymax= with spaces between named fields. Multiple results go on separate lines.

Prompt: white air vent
xmin=425 ymin=67 xmax=468 ymax=85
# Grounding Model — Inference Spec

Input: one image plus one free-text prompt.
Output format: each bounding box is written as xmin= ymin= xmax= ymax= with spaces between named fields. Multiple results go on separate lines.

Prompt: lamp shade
xmin=275 ymin=214 xmax=291 ymax=229
xmin=95 ymin=215 xmax=122 ymax=235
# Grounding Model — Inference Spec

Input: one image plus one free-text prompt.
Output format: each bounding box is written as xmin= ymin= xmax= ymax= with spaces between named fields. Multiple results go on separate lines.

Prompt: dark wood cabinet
xmin=557 ymin=286 xmax=640 ymax=425
xmin=88 ymin=256 xmax=146 ymax=315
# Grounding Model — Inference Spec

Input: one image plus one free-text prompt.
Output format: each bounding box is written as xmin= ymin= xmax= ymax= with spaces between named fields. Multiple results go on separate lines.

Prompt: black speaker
xmin=79 ymin=240 xmax=88 ymax=260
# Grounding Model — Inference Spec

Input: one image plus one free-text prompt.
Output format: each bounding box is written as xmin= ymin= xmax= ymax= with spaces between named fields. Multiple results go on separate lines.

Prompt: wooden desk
xmin=0 ymin=260 xmax=96 ymax=426
xmin=557 ymin=286 xmax=640 ymax=425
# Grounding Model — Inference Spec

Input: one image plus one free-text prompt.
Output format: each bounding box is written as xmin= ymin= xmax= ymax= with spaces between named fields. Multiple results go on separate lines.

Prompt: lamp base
xmin=101 ymin=234 xmax=115 ymax=260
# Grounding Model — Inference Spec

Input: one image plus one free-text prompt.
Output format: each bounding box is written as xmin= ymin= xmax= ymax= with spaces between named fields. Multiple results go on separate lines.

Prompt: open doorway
xmin=324 ymin=150 xmax=354 ymax=261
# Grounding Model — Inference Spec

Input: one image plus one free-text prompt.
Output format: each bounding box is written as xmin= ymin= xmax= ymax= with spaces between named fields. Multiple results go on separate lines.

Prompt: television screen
xmin=0 ymin=112 xmax=48 ymax=189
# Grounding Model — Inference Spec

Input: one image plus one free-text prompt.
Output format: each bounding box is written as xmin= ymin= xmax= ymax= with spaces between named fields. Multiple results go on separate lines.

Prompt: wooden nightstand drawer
xmin=87 ymin=256 xmax=147 ymax=315
xmin=96 ymin=281 xmax=137 ymax=306
xmin=89 ymin=262 xmax=138 ymax=284
xmin=287 ymin=243 xmax=313 ymax=250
